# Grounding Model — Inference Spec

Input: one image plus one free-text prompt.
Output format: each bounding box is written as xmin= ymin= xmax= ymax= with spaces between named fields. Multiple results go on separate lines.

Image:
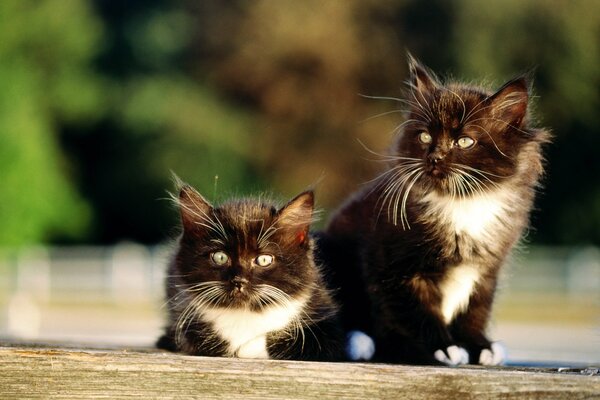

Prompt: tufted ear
xmin=277 ymin=191 xmax=314 ymax=245
xmin=487 ymin=76 xmax=529 ymax=129
xmin=178 ymin=184 xmax=213 ymax=234
xmin=407 ymin=52 xmax=441 ymax=98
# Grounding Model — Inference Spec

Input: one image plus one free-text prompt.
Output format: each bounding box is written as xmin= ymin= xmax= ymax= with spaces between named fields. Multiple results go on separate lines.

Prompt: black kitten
xmin=157 ymin=183 xmax=343 ymax=361
xmin=319 ymin=55 xmax=550 ymax=365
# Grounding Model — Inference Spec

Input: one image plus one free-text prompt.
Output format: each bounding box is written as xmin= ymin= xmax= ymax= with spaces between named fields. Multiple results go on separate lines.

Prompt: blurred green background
xmin=1 ymin=0 xmax=599 ymax=247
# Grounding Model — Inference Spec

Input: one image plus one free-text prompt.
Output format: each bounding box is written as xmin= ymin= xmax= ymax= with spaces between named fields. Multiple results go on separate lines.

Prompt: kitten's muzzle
xmin=230 ymin=276 xmax=249 ymax=292
xmin=429 ymin=166 xmax=445 ymax=178
xmin=427 ymin=152 xmax=448 ymax=178
xmin=427 ymin=162 xmax=446 ymax=178
xmin=428 ymin=151 xmax=445 ymax=165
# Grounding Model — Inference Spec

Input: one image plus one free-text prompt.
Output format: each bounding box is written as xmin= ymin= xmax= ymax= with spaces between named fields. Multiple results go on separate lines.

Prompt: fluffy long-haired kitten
xmin=157 ymin=182 xmax=343 ymax=361
xmin=318 ymin=54 xmax=550 ymax=365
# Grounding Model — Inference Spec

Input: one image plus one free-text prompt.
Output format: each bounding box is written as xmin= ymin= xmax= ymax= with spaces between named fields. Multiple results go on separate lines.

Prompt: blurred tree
xmin=185 ymin=0 xmax=414 ymax=210
xmin=4 ymin=0 xmax=596 ymax=246
xmin=0 ymin=0 xmax=105 ymax=246
xmin=183 ymin=0 xmax=599 ymax=243
xmin=58 ymin=0 xmax=260 ymax=244
xmin=453 ymin=0 xmax=600 ymax=244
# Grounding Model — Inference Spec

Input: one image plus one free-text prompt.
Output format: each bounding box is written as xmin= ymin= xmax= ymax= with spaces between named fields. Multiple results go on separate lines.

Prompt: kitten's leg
xmin=313 ymin=233 xmax=373 ymax=336
xmin=428 ymin=319 xmax=469 ymax=366
xmin=374 ymin=312 xmax=467 ymax=365
xmin=269 ymin=317 xmax=345 ymax=361
xmin=433 ymin=345 xmax=470 ymax=366
xmin=169 ymin=320 xmax=230 ymax=357
xmin=450 ymin=279 xmax=505 ymax=365
xmin=478 ymin=342 xmax=506 ymax=366
xmin=374 ymin=329 xmax=467 ymax=365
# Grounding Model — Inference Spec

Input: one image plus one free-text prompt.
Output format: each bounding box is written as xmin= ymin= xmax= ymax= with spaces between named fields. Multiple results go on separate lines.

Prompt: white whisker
xmin=171 ymin=281 xmax=226 ymax=345
xmin=373 ymin=160 xmax=424 ymax=228
xmin=359 ymin=109 xmax=405 ymax=123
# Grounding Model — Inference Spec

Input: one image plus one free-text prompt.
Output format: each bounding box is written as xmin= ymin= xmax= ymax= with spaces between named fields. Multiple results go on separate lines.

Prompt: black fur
xmin=158 ymin=184 xmax=343 ymax=361
xmin=321 ymin=55 xmax=550 ymax=364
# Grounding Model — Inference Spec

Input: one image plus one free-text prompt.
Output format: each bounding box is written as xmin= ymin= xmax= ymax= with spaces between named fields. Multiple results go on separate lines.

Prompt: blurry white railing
xmin=0 ymin=243 xmax=172 ymax=343
xmin=0 ymin=244 xmax=598 ymax=361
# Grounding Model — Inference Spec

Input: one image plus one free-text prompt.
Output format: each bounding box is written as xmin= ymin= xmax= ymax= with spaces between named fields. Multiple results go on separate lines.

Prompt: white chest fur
xmin=201 ymin=298 xmax=306 ymax=358
xmin=420 ymin=189 xmax=517 ymax=324
xmin=420 ymin=188 xmax=516 ymax=241
xmin=439 ymin=264 xmax=480 ymax=324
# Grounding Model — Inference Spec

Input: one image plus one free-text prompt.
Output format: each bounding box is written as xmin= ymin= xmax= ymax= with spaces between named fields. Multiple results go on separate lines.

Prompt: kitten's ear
xmin=407 ymin=52 xmax=440 ymax=97
xmin=277 ymin=191 xmax=314 ymax=246
xmin=488 ymin=77 xmax=529 ymax=129
xmin=177 ymin=184 xmax=213 ymax=234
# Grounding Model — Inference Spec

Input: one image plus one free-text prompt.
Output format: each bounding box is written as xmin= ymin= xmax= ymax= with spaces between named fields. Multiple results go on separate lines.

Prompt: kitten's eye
xmin=211 ymin=251 xmax=229 ymax=266
xmin=457 ymin=136 xmax=475 ymax=149
xmin=254 ymin=254 xmax=274 ymax=267
xmin=418 ymin=131 xmax=432 ymax=144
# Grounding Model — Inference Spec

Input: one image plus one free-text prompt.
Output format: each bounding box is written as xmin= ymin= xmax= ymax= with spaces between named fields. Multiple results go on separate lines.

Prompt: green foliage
xmin=187 ymin=0 xmax=600 ymax=244
xmin=0 ymin=0 xmax=105 ymax=245
xmin=117 ymin=75 xmax=259 ymax=200
xmin=1 ymin=0 xmax=598 ymax=245
xmin=191 ymin=0 xmax=409 ymax=206
xmin=452 ymin=0 xmax=600 ymax=243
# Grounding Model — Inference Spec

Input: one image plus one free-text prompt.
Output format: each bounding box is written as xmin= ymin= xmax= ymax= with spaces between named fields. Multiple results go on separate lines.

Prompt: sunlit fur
xmin=158 ymin=184 xmax=343 ymax=361
xmin=320 ymin=54 xmax=550 ymax=365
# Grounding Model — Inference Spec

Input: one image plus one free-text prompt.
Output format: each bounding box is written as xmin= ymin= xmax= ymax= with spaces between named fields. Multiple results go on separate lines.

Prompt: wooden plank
xmin=0 ymin=344 xmax=598 ymax=399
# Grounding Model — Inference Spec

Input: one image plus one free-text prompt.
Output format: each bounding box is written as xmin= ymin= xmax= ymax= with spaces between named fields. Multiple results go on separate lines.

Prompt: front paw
xmin=433 ymin=345 xmax=469 ymax=366
xmin=478 ymin=342 xmax=505 ymax=366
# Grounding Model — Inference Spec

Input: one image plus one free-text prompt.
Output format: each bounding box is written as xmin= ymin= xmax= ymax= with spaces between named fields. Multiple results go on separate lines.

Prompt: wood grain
xmin=0 ymin=344 xmax=598 ymax=399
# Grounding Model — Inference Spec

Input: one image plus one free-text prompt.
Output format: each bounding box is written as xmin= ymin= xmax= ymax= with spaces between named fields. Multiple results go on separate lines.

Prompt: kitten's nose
xmin=428 ymin=151 xmax=444 ymax=164
xmin=231 ymin=276 xmax=248 ymax=289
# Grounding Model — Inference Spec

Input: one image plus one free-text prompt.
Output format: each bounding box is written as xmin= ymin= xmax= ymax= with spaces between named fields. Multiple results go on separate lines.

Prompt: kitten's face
xmin=394 ymin=56 xmax=534 ymax=196
xmin=174 ymin=186 xmax=315 ymax=311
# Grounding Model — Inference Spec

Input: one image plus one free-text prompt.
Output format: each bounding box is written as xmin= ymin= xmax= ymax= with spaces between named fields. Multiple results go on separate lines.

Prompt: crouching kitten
xmin=157 ymin=183 xmax=343 ymax=361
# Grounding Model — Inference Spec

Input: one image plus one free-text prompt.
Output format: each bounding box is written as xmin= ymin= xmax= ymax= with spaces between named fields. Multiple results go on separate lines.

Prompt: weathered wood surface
xmin=0 ymin=343 xmax=598 ymax=399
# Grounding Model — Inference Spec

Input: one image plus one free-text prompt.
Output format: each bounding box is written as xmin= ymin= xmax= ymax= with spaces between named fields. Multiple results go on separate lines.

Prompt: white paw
xmin=434 ymin=345 xmax=469 ymax=366
xmin=345 ymin=330 xmax=375 ymax=361
xmin=479 ymin=342 xmax=506 ymax=366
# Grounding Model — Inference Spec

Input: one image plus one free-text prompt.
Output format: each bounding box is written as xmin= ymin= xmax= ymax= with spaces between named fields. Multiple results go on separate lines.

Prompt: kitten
xmin=318 ymin=54 xmax=550 ymax=365
xmin=157 ymin=183 xmax=343 ymax=361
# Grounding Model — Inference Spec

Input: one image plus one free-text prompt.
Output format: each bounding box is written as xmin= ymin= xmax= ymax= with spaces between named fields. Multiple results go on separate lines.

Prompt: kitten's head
xmin=392 ymin=54 xmax=547 ymax=197
xmin=173 ymin=184 xmax=316 ymax=311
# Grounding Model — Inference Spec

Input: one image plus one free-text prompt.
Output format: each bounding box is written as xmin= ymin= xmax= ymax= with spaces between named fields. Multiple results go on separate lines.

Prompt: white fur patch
xmin=439 ymin=264 xmax=480 ymax=324
xmin=345 ymin=330 xmax=376 ymax=361
xmin=202 ymin=297 xmax=307 ymax=358
xmin=479 ymin=342 xmax=506 ymax=366
xmin=421 ymin=188 xmax=516 ymax=240
xmin=421 ymin=189 xmax=514 ymax=324
xmin=434 ymin=345 xmax=469 ymax=366
xmin=236 ymin=336 xmax=269 ymax=359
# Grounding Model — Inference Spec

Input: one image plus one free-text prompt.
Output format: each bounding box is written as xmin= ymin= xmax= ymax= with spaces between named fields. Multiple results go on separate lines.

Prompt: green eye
xmin=457 ymin=137 xmax=475 ymax=149
xmin=419 ymin=131 xmax=432 ymax=144
xmin=211 ymin=251 xmax=229 ymax=266
xmin=255 ymin=254 xmax=274 ymax=267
